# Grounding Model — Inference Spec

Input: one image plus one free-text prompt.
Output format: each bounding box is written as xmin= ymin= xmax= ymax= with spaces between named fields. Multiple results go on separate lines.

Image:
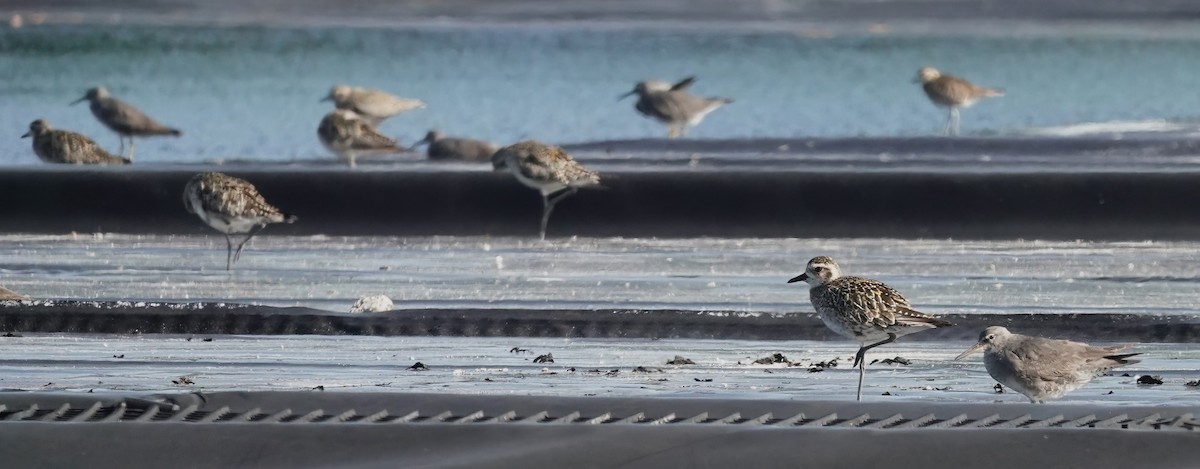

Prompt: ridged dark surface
xmin=3 ymin=168 xmax=1200 ymax=240
xmin=0 ymin=392 xmax=1195 ymax=469
xmin=2 ymin=301 xmax=1198 ymax=342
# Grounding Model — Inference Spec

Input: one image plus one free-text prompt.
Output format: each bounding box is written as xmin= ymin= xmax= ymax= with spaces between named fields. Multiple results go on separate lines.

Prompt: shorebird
xmin=317 ymin=110 xmax=409 ymax=168
xmin=21 ymin=119 xmax=130 ymax=165
xmin=0 ymin=285 xmax=26 ymax=300
xmin=620 ymin=76 xmax=733 ymax=139
xmin=413 ymin=130 xmax=497 ymax=162
xmin=71 ymin=86 xmax=181 ymax=161
xmin=183 ymin=172 xmax=297 ymax=270
xmin=788 ymin=256 xmax=952 ymax=401
xmin=322 ymin=85 xmax=425 ymax=126
xmin=493 ymin=140 xmax=601 ymax=240
xmin=955 ymin=326 xmax=1141 ymax=403
xmin=915 ymin=67 xmax=1004 ymax=136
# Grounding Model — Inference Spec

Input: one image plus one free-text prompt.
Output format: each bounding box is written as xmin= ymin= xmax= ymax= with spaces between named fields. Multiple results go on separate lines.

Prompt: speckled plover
xmin=789 ymin=256 xmax=952 ymax=401
xmin=22 ymin=119 xmax=129 ymax=165
xmin=183 ymin=172 xmax=297 ymax=270
xmin=493 ymin=140 xmax=601 ymax=240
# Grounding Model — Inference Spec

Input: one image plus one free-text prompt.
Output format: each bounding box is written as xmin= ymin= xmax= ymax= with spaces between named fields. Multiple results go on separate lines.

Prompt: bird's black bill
xmin=617 ymin=90 xmax=636 ymax=100
xmin=787 ymin=273 xmax=808 ymax=283
xmin=319 ymin=96 xmax=331 ymax=102
xmin=69 ymin=96 xmax=86 ymax=105
xmin=20 ymin=132 xmax=30 ymax=138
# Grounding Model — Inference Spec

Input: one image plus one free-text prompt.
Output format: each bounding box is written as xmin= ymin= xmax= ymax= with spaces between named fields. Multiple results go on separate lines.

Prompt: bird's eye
xmin=985 ymin=335 xmax=995 ymax=341
xmin=813 ymin=267 xmax=824 ymax=272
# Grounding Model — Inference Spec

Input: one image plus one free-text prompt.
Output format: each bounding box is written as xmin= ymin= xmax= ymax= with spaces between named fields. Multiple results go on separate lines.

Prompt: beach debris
xmin=312 ymin=385 xmax=325 ymax=391
xmin=1137 ymin=375 xmax=1164 ymax=385
xmin=112 ymin=354 xmax=124 ymax=359
xmin=533 ymin=353 xmax=554 ymax=364
xmin=694 ymin=378 xmax=713 ymax=382
xmin=808 ymin=357 xmax=840 ymax=372
xmin=3 ymin=332 xmax=22 ymax=338
xmin=172 ymin=376 xmax=195 ymax=386
xmin=752 ymin=353 xmax=791 ymax=365
xmin=408 ymin=362 xmax=429 ymax=371
xmin=1186 ymin=380 xmax=1200 ymax=388
xmin=509 ymin=347 xmax=529 ymax=354
xmin=666 ymin=355 xmax=695 ymax=365
xmin=633 ymin=366 xmax=663 ymax=373
xmin=349 ymin=294 xmax=394 ymax=313
xmin=870 ymin=356 xmax=911 ymax=366
xmin=994 ymin=383 xmax=1005 ymax=394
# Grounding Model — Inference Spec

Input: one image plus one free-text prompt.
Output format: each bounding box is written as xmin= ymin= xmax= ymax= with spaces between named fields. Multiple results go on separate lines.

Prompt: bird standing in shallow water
xmin=915 ymin=67 xmax=1004 ymax=136
xmin=22 ymin=119 xmax=129 ymax=165
xmin=317 ymin=110 xmax=409 ymax=168
xmin=72 ymin=86 xmax=181 ymax=161
xmin=620 ymin=76 xmax=732 ymax=139
xmin=956 ymin=326 xmax=1141 ymax=403
xmin=493 ymin=140 xmax=601 ymax=240
xmin=788 ymin=256 xmax=952 ymax=401
xmin=322 ymin=85 xmax=425 ymax=127
xmin=183 ymin=172 xmax=297 ymax=270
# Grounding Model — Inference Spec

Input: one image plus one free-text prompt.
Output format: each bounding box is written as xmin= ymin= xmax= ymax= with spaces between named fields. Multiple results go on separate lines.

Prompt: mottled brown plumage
xmin=494 ymin=140 xmax=601 ymax=240
xmin=72 ymin=86 xmax=181 ymax=161
xmin=957 ymin=326 xmax=1141 ymax=403
xmin=789 ymin=255 xmax=951 ymax=400
xmin=916 ymin=67 xmax=1003 ymax=136
xmin=21 ymin=119 xmax=130 ymax=165
xmin=621 ymin=76 xmax=732 ymax=139
xmin=183 ymin=172 xmax=297 ymax=270
xmin=317 ymin=110 xmax=408 ymax=168
xmin=416 ymin=130 xmax=497 ymax=162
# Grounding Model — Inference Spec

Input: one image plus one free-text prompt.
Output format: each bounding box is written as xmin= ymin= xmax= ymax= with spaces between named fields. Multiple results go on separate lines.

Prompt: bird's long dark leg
xmin=233 ymin=225 xmax=267 ymax=264
xmin=224 ymin=234 xmax=234 ymax=271
xmin=540 ymin=188 xmax=578 ymax=241
xmin=853 ymin=333 xmax=898 ymax=402
xmin=118 ymin=136 xmax=126 ymax=158
xmin=949 ymin=108 xmax=961 ymax=137
xmin=128 ymin=138 xmax=137 ymax=162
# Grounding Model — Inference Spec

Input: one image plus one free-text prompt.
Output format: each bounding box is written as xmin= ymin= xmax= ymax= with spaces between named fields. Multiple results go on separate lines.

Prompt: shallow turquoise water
xmin=2 ymin=25 xmax=1200 ymax=164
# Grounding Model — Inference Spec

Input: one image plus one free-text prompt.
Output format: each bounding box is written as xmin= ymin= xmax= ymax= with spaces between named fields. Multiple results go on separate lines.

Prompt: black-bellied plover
xmin=493 ymin=140 xmax=601 ymax=240
xmin=414 ymin=130 xmax=497 ymax=162
xmin=955 ymin=326 xmax=1141 ymax=403
xmin=788 ymin=256 xmax=951 ymax=401
xmin=71 ymin=86 xmax=181 ymax=161
xmin=21 ymin=119 xmax=130 ymax=165
xmin=317 ymin=110 xmax=409 ymax=168
xmin=620 ymin=76 xmax=733 ymax=139
xmin=915 ymin=67 xmax=1003 ymax=136
xmin=322 ymin=85 xmax=425 ymax=126
xmin=182 ymin=172 xmax=297 ymax=270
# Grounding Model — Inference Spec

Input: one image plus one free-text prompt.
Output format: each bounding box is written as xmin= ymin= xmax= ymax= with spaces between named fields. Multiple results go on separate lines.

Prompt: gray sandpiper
xmin=788 ymin=256 xmax=952 ymax=401
xmin=413 ymin=130 xmax=498 ymax=162
xmin=183 ymin=172 xmax=297 ymax=270
xmin=916 ymin=67 xmax=1004 ymax=136
xmin=620 ymin=76 xmax=733 ymax=139
xmin=955 ymin=326 xmax=1141 ymax=403
xmin=492 ymin=140 xmax=601 ymax=240
xmin=322 ymin=85 xmax=425 ymax=127
xmin=72 ymin=86 xmax=181 ymax=161
xmin=22 ymin=119 xmax=130 ymax=165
